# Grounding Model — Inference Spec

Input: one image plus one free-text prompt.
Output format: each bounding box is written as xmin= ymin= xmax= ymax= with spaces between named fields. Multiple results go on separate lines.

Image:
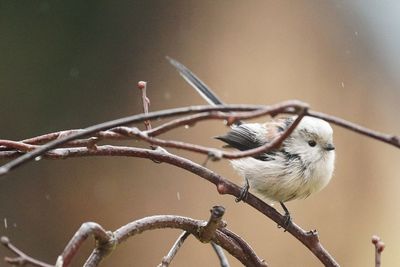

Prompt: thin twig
xmin=0 ymin=102 xmax=303 ymax=176
xmin=211 ymin=242 xmax=230 ymax=267
xmin=0 ymin=236 xmax=53 ymax=267
xmin=109 ymin=107 xmax=306 ymax=161
xmin=157 ymin=231 xmax=190 ymax=267
xmin=307 ymin=110 xmax=400 ymax=148
xmin=137 ymin=81 xmax=152 ymax=131
xmin=371 ymin=235 xmax=385 ymax=267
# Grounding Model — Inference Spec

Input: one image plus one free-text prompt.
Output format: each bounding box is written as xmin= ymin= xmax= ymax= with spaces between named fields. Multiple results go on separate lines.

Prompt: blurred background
xmin=1 ymin=1 xmax=400 ymax=266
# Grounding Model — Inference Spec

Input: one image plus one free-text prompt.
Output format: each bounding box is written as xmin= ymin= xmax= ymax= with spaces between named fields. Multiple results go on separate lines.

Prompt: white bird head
xmin=285 ymin=116 xmax=335 ymax=164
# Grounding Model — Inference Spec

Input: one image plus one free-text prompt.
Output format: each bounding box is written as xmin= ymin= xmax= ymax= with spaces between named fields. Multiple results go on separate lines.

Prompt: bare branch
xmin=0 ymin=101 xmax=304 ymax=176
xmin=0 ymin=236 xmax=53 ymax=267
xmin=87 ymin=214 xmax=265 ymax=267
xmin=157 ymin=231 xmax=190 ymax=267
xmin=103 ymin=107 xmax=306 ymax=161
xmin=1 ymin=145 xmax=336 ymax=266
xmin=137 ymin=81 xmax=152 ymax=131
xmin=307 ymin=110 xmax=400 ymax=148
xmin=59 ymin=222 xmax=114 ymax=267
xmin=211 ymin=243 xmax=230 ymax=267
xmin=1 ymin=100 xmax=398 ymax=266
xmin=371 ymin=235 xmax=385 ymax=267
xmin=220 ymin=228 xmax=267 ymax=267
xmin=199 ymin=206 xmax=226 ymax=243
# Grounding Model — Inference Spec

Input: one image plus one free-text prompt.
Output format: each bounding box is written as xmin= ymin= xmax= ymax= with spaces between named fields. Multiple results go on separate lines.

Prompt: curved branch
xmin=0 ymin=101 xmax=306 ymax=176
xmin=1 ymin=145 xmax=337 ymax=266
xmin=80 ymin=214 xmax=266 ymax=267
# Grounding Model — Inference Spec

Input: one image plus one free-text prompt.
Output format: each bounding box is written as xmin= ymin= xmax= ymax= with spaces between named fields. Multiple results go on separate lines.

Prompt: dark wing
xmin=215 ymin=124 xmax=275 ymax=161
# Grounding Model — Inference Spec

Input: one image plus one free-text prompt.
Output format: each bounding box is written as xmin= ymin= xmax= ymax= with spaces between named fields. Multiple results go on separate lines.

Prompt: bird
xmin=167 ymin=57 xmax=335 ymax=226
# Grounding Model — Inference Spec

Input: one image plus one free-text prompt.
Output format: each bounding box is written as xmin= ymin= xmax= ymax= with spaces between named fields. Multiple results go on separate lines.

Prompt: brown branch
xmin=107 ymin=107 xmax=306 ymax=161
xmin=199 ymin=206 xmax=226 ymax=243
xmin=0 ymin=236 xmax=53 ymax=267
xmin=60 ymin=222 xmax=114 ymax=267
xmin=0 ymin=145 xmax=337 ymax=266
xmin=2 ymin=100 xmax=397 ymax=176
xmin=1 ymin=101 xmax=398 ymax=266
xmin=307 ymin=110 xmax=400 ymax=148
xmin=219 ymin=228 xmax=266 ymax=267
xmin=371 ymin=235 xmax=385 ymax=267
xmin=80 ymin=213 xmax=265 ymax=267
xmin=0 ymin=102 xmax=305 ymax=176
xmin=157 ymin=231 xmax=190 ymax=267
xmin=0 ymin=107 xmax=306 ymax=163
xmin=2 ymin=211 xmax=265 ymax=267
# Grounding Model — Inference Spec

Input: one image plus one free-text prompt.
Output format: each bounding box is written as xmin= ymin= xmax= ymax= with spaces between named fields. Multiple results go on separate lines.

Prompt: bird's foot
xmin=277 ymin=202 xmax=292 ymax=231
xmin=277 ymin=212 xmax=292 ymax=231
xmin=235 ymin=178 xmax=250 ymax=202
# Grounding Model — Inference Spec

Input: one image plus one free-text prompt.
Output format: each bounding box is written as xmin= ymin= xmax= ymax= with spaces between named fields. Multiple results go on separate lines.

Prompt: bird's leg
xmin=235 ymin=177 xmax=250 ymax=202
xmin=278 ymin=201 xmax=292 ymax=230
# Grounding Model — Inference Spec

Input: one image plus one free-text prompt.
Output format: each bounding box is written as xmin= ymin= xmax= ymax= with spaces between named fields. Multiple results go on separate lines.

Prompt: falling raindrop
xmin=341 ymin=82 xmax=345 ymax=88
xmin=176 ymin=192 xmax=181 ymax=200
xmin=4 ymin=218 xmax=7 ymax=229
xmin=184 ymin=125 xmax=190 ymax=129
xmin=164 ymin=92 xmax=171 ymax=100
xmin=35 ymin=156 xmax=42 ymax=161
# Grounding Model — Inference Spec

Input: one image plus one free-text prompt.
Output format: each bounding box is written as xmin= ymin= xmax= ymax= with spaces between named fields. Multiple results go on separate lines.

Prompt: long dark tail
xmin=167 ymin=57 xmax=225 ymax=106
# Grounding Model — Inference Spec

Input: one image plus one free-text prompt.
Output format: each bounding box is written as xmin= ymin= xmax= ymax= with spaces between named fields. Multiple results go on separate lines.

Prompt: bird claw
xmin=235 ymin=178 xmax=250 ymax=202
xmin=277 ymin=202 xmax=292 ymax=231
xmin=277 ymin=212 xmax=292 ymax=231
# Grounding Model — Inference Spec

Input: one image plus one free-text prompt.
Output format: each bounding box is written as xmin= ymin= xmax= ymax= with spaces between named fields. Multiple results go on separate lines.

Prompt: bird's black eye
xmin=308 ymin=140 xmax=317 ymax=147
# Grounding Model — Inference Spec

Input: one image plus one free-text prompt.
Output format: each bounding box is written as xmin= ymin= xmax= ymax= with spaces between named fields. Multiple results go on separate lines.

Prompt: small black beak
xmin=324 ymin=144 xmax=335 ymax=151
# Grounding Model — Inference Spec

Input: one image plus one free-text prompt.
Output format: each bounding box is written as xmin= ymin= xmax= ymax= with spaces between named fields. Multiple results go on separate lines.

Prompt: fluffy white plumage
xmin=167 ymin=57 xmax=336 ymax=206
xmin=229 ymin=116 xmax=335 ymax=202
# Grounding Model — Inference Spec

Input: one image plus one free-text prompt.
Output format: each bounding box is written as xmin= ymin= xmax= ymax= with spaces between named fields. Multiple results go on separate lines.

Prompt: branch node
xmin=199 ymin=206 xmax=225 ymax=243
xmin=372 ymin=235 xmax=385 ymax=267
xmin=305 ymin=229 xmax=320 ymax=243
xmin=216 ymin=182 xmax=229 ymax=195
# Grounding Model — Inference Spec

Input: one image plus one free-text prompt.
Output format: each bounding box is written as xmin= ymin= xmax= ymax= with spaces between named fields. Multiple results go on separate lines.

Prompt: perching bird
xmin=167 ymin=57 xmax=335 ymax=225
